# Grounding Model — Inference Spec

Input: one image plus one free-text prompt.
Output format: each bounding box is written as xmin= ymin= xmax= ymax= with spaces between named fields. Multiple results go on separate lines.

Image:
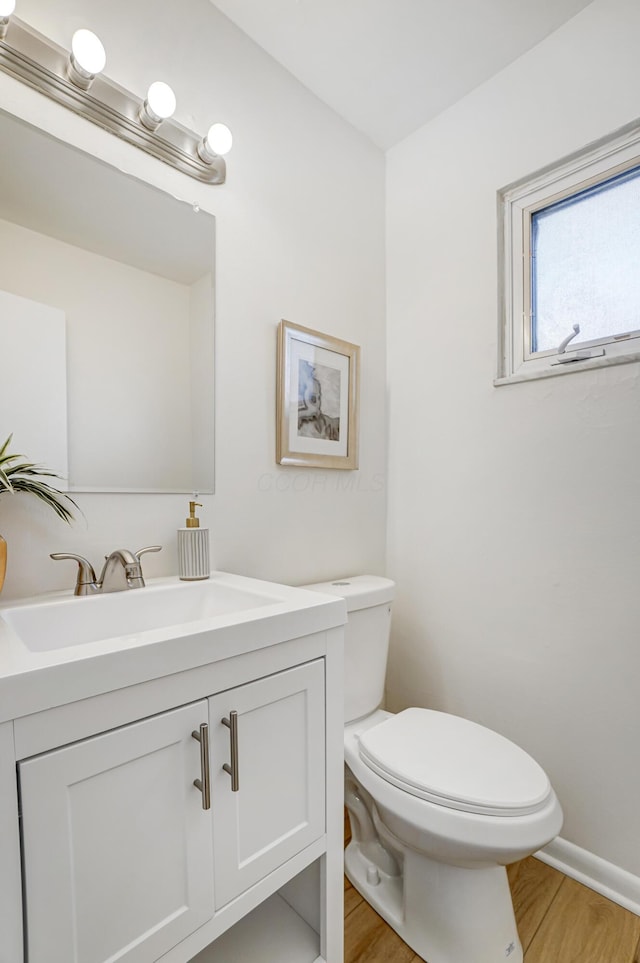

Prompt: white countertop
xmin=0 ymin=572 xmax=346 ymax=723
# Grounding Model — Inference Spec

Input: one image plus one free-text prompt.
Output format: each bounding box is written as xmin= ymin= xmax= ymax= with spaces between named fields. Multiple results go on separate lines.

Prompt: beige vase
xmin=0 ymin=534 xmax=6 ymax=594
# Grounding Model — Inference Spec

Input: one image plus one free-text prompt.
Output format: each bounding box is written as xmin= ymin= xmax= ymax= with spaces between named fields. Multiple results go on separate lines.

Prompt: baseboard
xmin=536 ymin=837 xmax=640 ymax=916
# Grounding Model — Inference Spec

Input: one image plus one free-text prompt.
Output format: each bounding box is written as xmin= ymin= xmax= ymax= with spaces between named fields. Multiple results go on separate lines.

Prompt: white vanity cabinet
xmin=0 ymin=574 xmax=345 ymax=963
xmin=17 ymin=658 xmax=329 ymax=963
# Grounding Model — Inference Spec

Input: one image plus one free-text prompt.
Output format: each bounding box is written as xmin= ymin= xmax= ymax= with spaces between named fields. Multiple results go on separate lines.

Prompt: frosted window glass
xmin=531 ymin=165 xmax=640 ymax=352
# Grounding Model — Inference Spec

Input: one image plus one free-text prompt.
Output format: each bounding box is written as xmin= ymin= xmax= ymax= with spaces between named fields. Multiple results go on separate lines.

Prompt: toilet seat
xmin=358 ymin=708 xmax=551 ymax=817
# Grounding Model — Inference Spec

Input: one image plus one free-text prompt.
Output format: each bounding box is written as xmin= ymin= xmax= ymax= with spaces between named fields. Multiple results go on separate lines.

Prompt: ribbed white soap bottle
xmin=177 ymin=499 xmax=210 ymax=580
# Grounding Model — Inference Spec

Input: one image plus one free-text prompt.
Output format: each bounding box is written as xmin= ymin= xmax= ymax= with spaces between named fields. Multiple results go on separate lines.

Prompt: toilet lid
xmin=358 ymin=708 xmax=551 ymax=816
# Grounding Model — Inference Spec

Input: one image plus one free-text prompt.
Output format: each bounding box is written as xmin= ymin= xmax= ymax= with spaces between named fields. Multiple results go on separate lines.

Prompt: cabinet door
xmin=210 ymin=659 xmax=325 ymax=907
xmin=19 ymin=701 xmax=214 ymax=963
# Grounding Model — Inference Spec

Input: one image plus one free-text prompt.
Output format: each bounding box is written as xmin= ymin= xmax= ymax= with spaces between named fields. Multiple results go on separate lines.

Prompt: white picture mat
xmin=287 ymin=338 xmax=349 ymax=458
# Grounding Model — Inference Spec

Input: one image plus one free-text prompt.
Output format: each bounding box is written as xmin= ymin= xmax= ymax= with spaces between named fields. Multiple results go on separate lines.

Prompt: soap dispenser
xmin=178 ymin=499 xmax=210 ymax=581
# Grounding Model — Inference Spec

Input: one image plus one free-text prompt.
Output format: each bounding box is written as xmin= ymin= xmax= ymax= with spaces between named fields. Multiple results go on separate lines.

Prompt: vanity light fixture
xmin=0 ymin=12 xmax=229 ymax=184
xmin=0 ymin=0 xmax=14 ymax=40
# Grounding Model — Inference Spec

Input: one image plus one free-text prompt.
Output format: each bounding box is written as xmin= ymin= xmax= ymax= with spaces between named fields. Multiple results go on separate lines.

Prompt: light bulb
xmin=205 ymin=123 xmax=233 ymax=156
xmin=68 ymin=29 xmax=106 ymax=89
xmin=0 ymin=0 xmax=15 ymax=38
xmin=198 ymin=123 xmax=232 ymax=164
xmin=139 ymin=81 xmax=176 ymax=131
xmin=71 ymin=29 xmax=106 ymax=74
xmin=146 ymin=82 xmax=176 ymax=120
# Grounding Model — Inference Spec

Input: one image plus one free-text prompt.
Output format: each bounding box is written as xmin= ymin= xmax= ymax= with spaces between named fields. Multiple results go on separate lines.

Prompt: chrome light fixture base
xmin=0 ymin=18 xmax=226 ymax=185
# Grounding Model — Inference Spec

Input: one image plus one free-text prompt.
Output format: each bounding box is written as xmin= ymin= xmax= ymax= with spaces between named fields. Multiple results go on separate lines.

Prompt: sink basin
xmin=1 ymin=578 xmax=280 ymax=652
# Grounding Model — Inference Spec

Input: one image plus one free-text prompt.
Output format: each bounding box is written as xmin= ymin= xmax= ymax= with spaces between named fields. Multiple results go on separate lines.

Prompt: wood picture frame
xmin=276 ymin=320 xmax=360 ymax=469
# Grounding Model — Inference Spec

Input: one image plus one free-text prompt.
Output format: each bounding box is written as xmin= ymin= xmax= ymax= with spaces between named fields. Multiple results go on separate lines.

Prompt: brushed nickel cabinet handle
xmin=191 ymin=723 xmax=211 ymax=810
xmin=221 ymin=711 xmax=239 ymax=791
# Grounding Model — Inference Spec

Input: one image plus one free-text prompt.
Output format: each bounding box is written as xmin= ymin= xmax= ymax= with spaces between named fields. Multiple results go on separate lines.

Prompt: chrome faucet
xmin=51 ymin=546 xmax=162 ymax=596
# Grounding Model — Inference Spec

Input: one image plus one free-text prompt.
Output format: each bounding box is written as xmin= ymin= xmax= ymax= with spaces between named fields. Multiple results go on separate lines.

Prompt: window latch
xmin=557 ymin=323 xmax=580 ymax=354
xmin=552 ymin=323 xmax=605 ymax=365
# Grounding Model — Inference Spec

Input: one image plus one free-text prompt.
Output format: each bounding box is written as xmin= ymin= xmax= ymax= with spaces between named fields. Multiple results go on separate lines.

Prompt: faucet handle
xmin=135 ymin=546 xmax=162 ymax=561
xmin=50 ymin=553 xmax=98 ymax=596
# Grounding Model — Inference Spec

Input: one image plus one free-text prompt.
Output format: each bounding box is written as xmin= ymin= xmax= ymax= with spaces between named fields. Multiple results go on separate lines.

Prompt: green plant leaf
xmin=0 ymin=435 xmax=78 ymax=524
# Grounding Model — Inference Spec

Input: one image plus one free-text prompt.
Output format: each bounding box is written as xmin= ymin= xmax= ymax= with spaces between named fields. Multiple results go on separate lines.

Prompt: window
xmin=497 ymin=122 xmax=640 ymax=384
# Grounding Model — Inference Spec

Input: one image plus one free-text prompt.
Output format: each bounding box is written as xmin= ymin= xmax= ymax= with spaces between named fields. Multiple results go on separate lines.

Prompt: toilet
xmin=303 ymin=575 xmax=563 ymax=963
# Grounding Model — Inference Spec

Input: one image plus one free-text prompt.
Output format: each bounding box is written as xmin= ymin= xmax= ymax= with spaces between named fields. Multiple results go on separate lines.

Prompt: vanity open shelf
xmin=0 ymin=573 xmax=346 ymax=963
xmin=193 ymin=892 xmax=321 ymax=963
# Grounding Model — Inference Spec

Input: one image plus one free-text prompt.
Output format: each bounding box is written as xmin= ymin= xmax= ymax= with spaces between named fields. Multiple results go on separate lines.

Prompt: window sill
xmin=494 ymin=350 xmax=640 ymax=387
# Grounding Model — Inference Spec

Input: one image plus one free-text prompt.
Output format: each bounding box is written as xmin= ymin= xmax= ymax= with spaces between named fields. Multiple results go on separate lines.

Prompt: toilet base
xmin=345 ymin=832 xmax=523 ymax=963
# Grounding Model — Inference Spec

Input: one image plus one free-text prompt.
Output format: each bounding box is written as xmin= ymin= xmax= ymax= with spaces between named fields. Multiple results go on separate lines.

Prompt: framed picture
xmin=276 ymin=320 xmax=360 ymax=469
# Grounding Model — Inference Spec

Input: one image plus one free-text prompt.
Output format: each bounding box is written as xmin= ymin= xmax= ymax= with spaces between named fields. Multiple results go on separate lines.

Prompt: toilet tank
xmin=301 ymin=575 xmax=395 ymax=723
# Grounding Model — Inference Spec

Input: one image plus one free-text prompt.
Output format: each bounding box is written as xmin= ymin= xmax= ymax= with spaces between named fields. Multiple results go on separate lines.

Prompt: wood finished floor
xmin=343 ymin=813 xmax=640 ymax=962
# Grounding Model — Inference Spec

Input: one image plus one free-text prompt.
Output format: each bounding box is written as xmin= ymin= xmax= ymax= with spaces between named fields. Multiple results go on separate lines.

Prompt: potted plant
xmin=0 ymin=434 xmax=78 ymax=594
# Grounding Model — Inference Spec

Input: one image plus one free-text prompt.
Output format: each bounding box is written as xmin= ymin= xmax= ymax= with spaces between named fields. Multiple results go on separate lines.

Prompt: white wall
xmin=386 ymin=0 xmax=640 ymax=878
xmin=0 ymin=0 xmax=386 ymax=599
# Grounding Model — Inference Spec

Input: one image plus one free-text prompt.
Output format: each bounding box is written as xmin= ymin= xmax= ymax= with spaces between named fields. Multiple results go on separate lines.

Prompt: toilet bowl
xmin=303 ymin=576 xmax=563 ymax=963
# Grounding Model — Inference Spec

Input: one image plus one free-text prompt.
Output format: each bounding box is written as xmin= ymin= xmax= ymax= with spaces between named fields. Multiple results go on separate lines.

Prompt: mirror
xmin=0 ymin=110 xmax=215 ymax=493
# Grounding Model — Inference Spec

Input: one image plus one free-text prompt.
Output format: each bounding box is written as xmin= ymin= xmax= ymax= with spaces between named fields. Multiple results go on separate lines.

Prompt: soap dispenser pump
xmin=178 ymin=498 xmax=210 ymax=581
